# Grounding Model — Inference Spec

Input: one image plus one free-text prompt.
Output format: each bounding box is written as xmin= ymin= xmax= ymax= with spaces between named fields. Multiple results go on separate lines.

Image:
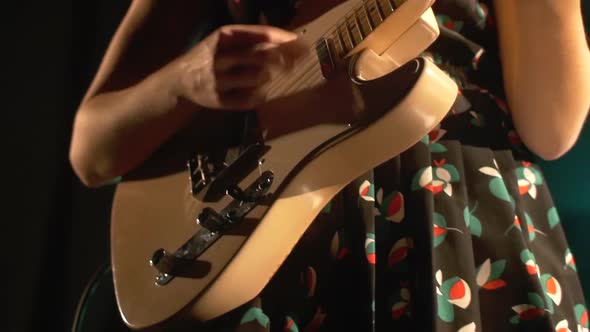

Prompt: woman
xmin=69 ymin=0 xmax=590 ymax=331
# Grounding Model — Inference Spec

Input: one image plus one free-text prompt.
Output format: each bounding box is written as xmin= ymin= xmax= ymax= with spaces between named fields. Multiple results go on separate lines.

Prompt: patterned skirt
xmin=203 ymin=86 xmax=588 ymax=332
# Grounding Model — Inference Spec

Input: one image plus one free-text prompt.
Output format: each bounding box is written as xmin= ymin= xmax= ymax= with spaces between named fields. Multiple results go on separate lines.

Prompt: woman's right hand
xmin=174 ymin=24 xmax=308 ymax=111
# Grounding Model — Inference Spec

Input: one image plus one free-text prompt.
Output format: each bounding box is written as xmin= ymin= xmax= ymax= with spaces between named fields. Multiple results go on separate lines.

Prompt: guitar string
xmin=264 ymin=5 xmax=369 ymax=97
xmin=266 ymin=1 xmax=389 ymax=95
xmin=266 ymin=0 xmax=399 ymax=94
xmin=273 ymin=2 xmax=393 ymax=95
xmin=263 ymin=0 xmax=396 ymax=97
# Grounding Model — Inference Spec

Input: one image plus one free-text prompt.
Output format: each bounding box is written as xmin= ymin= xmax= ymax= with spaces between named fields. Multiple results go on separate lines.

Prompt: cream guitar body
xmin=110 ymin=0 xmax=457 ymax=329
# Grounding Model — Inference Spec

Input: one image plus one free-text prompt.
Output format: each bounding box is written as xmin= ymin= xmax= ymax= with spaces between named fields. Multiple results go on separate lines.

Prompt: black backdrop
xmin=7 ymin=1 xmax=129 ymax=331
xmin=5 ymin=1 xmax=590 ymax=331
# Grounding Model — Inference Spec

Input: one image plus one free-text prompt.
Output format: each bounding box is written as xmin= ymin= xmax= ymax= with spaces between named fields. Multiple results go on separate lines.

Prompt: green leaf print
xmin=489 ymin=259 xmax=507 ymax=281
xmin=437 ymin=291 xmax=455 ymax=323
xmin=442 ymin=164 xmax=460 ymax=182
xmin=575 ymin=304 xmax=588 ymax=328
xmin=284 ymin=316 xmax=299 ymax=332
xmin=528 ymin=293 xmax=545 ymax=310
xmin=543 ymin=290 xmax=555 ymax=314
xmin=489 ymin=177 xmax=515 ymax=205
xmin=420 ymin=135 xmax=429 ymax=145
xmin=525 ymin=212 xmax=536 ymax=242
xmin=520 ymin=249 xmax=535 ymax=264
xmin=547 ymin=207 xmax=560 ymax=229
xmin=430 ymin=143 xmax=448 ymax=153
xmin=321 ymin=200 xmax=332 ymax=214
xmin=463 ymin=205 xmax=482 ymax=237
xmin=240 ymin=307 xmax=270 ymax=328
xmin=476 ymin=259 xmax=507 ymax=289
xmin=509 ymin=315 xmax=521 ymax=325
xmin=411 ymin=167 xmax=431 ymax=191
xmin=529 ymin=167 xmax=543 ymax=184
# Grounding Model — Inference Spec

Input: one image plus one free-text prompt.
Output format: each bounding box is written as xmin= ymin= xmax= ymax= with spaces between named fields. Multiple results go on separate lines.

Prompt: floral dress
xmin=195 ymin=0 xmax=589 ymax=331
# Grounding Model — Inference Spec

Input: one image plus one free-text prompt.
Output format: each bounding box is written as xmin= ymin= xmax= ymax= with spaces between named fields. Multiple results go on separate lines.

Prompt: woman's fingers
xmin=215 ymin=66 xmax=272 ymax=91
xmin=213 ymin=46 xmax=282 ymax=72
xmin=216 ymin=24 xmax=298 ymax=51
xmin=178 ymin=24 xmax=308 ymax=110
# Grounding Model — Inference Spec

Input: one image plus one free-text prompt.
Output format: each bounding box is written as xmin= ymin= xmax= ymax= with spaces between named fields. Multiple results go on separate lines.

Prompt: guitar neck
xmin=327 ymin=0 xmax=404 ymax=57
xmin=265 ymin=0 xmax=410 ymax=99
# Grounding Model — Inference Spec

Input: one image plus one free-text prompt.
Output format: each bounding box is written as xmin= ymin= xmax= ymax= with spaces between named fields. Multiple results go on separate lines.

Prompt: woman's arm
xmin=69 ymin=0 xmax=303 ymax=188
xmin=494 ymin=0 xmax=590 ymax=160
xmin=69 ymin=0 xmax=209 ymax=187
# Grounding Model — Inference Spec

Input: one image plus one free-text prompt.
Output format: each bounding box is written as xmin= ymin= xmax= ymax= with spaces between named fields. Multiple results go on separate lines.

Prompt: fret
xmin=366 ymin=1 xmax=382 ymax=28
xmin=344 ymin=15 xmax=363 ymax=45
xmin=362 ymin=2 xmax=374 ymax=31
xmin=358 ymin=12 xmax=373 ymax=38
xmin=327 ymin=32 xmax=345 ymax=59
xmin=353 ymin=11 xmax=365 ymax=40
xmin=377 ymin=0 xmax=394 ymax=15
xmin=343 ymin=18 xmax=356 ymax=47
xmin=373 ymin=0 xmax=384 ymax=22
xmin=332 ymin=32 xmax=345 ymax=57
xmin=316 ymin=0 xmax=407 ymax=69
xmin=357 ymin=3 xmax=378 ymax=37
xmin=320 ymin=0 xmax=406 ymax=61
xmin=385 ymin=0 xmax=395 ymax=12
xmin=336 ymin=26 xmax=349 ymax=54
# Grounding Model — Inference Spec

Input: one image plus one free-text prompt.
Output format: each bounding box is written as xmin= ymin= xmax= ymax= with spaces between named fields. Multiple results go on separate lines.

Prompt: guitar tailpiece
xmin=151 ymin=170 xmax=274 ymax=286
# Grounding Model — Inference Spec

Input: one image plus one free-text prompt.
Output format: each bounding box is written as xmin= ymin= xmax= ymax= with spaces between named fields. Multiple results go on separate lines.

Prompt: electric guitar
xmin=110 ymin=0 xmax=458 ymax=329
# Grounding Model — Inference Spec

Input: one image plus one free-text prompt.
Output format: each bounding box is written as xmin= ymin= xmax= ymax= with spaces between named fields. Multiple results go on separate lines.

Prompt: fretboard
xmin=329 ymin=0 xmax=404 ymax=56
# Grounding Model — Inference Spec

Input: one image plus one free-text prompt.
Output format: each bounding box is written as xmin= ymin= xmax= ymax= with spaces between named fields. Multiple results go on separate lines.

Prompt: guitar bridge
xmin=151 ymin=170 xmax=274 ymax=286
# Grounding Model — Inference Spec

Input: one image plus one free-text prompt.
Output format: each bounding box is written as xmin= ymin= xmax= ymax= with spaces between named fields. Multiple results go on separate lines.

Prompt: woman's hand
xmin=174 ymin=24 xmax=308 ymax=110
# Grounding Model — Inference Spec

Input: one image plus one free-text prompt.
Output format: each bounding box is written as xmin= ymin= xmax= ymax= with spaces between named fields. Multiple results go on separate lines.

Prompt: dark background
xmin=5 ymin=1 xmax=590 ymax=331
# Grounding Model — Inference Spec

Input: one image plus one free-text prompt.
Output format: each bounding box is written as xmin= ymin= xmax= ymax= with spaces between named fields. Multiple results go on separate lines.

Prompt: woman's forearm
xmin=69 ymin=62 xmax=197 ymax=187
xmin=495 ymin=0 xmax=590 ymax=160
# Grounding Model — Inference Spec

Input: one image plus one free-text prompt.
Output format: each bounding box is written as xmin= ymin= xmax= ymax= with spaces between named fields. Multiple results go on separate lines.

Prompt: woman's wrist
xmin=138 ymin=57 xmax=202 ymax=118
